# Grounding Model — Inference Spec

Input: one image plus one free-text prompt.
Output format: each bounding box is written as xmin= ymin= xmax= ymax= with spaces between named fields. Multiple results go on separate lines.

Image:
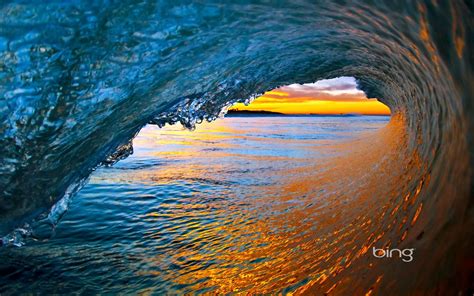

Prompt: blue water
xmin=0 ymin=116 xmax=389 ymax=294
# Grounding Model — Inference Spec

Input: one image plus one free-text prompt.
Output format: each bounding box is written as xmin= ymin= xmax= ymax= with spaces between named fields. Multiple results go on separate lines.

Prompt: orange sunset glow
xmin=230 ymin=77 xmax=391 ymax=115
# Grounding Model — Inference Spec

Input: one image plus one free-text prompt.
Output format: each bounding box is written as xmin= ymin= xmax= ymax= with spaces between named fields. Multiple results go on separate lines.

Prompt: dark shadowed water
xmin=0 ymin=116 xmax=390 ymax=294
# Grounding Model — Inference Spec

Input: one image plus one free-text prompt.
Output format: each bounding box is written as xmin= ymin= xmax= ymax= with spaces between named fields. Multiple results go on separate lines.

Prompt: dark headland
xmin=225 ymin=110 xmax=285 ymax=117
xmin=226 ymin=110 xmax=389 ymax=117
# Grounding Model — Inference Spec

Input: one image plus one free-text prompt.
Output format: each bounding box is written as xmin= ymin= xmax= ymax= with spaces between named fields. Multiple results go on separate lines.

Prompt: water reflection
xmin=107 ymin=115 xmax=410 ymax=294
xmin=1 ymin=115 xmax=429 ymax=295
xmin=130 ymin=115 xmax=419 ymax=295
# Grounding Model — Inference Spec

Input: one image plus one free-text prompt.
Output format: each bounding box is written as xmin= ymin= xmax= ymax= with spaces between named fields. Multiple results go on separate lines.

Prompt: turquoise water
xmin=2 ymin=116 xmax=390 ymax=294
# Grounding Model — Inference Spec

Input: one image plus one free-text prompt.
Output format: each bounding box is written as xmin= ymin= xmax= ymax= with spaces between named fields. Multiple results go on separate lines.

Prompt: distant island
xmin=225 ymin=109 xmax=285 ymax=116
xmin=309 ymin=113 xmax=362 ymax=117
xmin=226 ymin=109 xmax=389 ymax=117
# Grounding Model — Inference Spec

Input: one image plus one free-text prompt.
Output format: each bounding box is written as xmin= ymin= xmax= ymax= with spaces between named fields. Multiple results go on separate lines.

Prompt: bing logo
xmin=372 ymin=247 xmax=415 ymax=262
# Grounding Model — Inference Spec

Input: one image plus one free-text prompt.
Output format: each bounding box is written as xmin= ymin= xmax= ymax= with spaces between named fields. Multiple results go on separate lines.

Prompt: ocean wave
xmin=0 ymin=1 xmax=472 ymax=293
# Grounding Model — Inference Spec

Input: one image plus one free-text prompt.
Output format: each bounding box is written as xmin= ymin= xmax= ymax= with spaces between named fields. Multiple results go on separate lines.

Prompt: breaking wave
xmin=0 ymin=0 xmax=472 ymax=293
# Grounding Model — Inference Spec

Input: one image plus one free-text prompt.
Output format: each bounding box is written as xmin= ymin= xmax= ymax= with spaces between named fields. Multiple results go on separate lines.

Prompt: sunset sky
xmin=230 ymin=77 xmax=391 ymax=115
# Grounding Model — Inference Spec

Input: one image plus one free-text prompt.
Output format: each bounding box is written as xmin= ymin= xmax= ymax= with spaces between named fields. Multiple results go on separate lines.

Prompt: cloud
xmin=259 ymin=76 xmax=370 ymax=103
xmin=258 ymin=94 xmax=370 ymax=103
xmin=284 ymin=82 xmax=358 ymax=93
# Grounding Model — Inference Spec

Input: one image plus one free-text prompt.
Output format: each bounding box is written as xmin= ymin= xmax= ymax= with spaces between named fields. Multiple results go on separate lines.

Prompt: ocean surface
xmin=0 ymin=116 xmax=390 ymax=294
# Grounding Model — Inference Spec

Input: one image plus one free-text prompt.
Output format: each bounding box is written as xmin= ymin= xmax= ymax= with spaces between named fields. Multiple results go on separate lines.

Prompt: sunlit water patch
xmin=0 ymin=116 xmax=391 ymax=294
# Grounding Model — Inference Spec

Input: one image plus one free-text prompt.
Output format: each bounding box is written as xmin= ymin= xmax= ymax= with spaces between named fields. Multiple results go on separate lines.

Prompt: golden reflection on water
xmin=125 ymin=115 xmax=430 ymax=294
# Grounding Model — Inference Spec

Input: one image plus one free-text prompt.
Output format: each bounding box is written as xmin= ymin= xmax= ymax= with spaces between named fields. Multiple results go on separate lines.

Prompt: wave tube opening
xmin=228 ymin=77 xmax=392 ymax=117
